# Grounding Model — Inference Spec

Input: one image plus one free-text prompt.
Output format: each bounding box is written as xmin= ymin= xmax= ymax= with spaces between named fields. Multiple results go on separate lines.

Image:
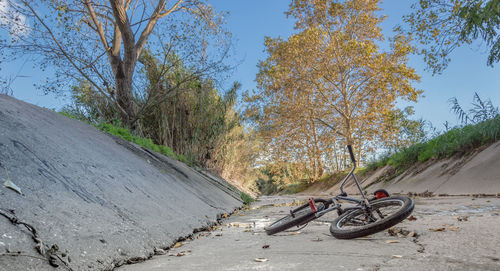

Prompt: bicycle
xmin=265 ymin=145 xmax=414 ymax=239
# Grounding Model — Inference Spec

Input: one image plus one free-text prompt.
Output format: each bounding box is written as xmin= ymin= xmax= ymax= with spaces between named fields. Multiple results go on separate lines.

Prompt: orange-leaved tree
xmin=247 ymin=0 xmax=422 ymax=179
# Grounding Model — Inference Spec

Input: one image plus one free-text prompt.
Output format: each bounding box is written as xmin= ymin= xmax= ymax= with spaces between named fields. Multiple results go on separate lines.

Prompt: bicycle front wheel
xmin=265 ymin=202 xmax=326 ymax=235
xmin=329 ymin=196 xmax=414 ymax=239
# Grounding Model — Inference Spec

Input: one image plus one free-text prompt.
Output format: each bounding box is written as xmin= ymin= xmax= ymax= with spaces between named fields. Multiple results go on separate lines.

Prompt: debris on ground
xmin=4 ymin=179 xmax=22 ymax=195
xmin=387 ymin=227 xmax=418 ymax=238
xmin=169 ymin=250 xmax=191 ymax=257
xmin=173 ymin=243 xmax=183 ymax=248
xmin=429 ymin=227 xmax=446 ymax=232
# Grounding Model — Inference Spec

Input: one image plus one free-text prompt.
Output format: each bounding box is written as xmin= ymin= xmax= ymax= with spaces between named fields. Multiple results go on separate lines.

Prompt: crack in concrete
xmin=412 ymin=235 xmax=425 ymax=253
xmin=0 ymin=208 xmax=73 ymax=270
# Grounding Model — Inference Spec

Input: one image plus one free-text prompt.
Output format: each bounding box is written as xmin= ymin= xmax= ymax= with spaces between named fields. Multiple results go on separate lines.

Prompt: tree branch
xmin=135 ymin=0 xmax=183 ymax=59
xmin=20 ymin=1 xmax=130 ymax=119
xmin=109 ymin=0 xmax=136 ymax=61
xmin=83 ymin=1 xmax=110 ymax=51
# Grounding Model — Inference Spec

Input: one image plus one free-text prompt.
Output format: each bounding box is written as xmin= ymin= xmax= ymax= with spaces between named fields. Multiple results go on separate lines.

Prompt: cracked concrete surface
xmin=120 ymin=195 xmax=500 ymax=271
xmin=0 ymin=95 xmax=242 ymax=270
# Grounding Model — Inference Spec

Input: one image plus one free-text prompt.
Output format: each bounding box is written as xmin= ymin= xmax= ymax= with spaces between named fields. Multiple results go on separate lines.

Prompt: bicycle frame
xmin=290 ymin=145 xmax=372 ymax=219
xmin=266 ymin=145 xmax=412 ymax=237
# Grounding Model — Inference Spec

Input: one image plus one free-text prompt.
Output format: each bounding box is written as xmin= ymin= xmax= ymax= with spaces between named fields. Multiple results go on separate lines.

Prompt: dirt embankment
xmin=303 ymin=141 xmax=500 ymax=196
xmin=0 ymin=94 xmax=243 ymax=270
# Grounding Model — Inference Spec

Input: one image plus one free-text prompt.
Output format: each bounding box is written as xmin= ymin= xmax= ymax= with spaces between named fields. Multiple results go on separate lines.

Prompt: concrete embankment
xmin=303 ymin=140 xmax=500 ymax=196
xmin=0 ymin=94 xmax=242 ymax=270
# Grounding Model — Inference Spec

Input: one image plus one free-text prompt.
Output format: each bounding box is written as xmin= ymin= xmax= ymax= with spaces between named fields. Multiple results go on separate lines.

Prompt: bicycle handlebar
xmin=347 ymin=145 xmax=356 ymax=163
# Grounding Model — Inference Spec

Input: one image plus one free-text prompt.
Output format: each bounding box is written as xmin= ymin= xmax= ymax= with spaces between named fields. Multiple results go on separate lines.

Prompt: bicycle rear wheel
xmin=265 ymin=201 xmax=327 ymax=235
xmin=329 ymin=196 xmax=414 ymax=239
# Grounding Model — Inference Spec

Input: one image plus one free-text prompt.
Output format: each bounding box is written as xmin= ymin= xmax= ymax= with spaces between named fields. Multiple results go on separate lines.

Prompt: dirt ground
xmin=119 ymin=195 xmax=500 ymax=271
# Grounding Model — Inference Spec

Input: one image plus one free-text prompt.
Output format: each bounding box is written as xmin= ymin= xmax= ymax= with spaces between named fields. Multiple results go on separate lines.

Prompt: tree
xmin=0 ymin=0 xmax=231 ymax=128
xmin=403 ymin=0 xmax=500 ymax=74
xmin=62 ymin=52 xmax=261 ymax=193
xmin=247 ymin=0 xmax=421 ymax=178
xmin=381 ymin=106 xmax=427 ymax=151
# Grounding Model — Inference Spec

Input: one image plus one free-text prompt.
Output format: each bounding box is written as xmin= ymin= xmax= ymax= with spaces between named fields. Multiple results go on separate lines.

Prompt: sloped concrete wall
xmin=0 ymin=95 xmax=242 ymax=270
xmin=303 ymin=142 xmax=500 ymax=196
xmin=368 ymin=141 xmax=500 ymax=195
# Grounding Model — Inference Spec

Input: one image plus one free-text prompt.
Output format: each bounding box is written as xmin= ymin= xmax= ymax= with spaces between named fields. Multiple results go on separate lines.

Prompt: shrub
xmin=240 ymin=192 xmax=254 ymax=205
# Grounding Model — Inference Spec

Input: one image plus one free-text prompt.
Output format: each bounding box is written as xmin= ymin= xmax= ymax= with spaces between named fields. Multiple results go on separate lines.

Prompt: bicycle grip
xmin=347 ymin=145 xmax=356 ymax=163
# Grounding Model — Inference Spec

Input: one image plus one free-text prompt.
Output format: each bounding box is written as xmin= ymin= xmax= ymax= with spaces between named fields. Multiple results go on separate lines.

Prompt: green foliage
xmin=95 ymin=122 xmax=180 ymax=161
xmin=137 ymin=50 xmax=243 ymax=169
xmin=255 ymin=162 xmax=315 ymax=195
xmin=59 ymin=82 xmax=117 ymax=124
xmin=363 ymin=153 xmax=392 ymax=173
xmin=256 ymin=179 xmax=280 ymax=195
xmin=62 ymin=51 xmax=259 ymax=186
xmin=58 ymin=111 xmax=78 ymax=120
xmin=449 ymin=92 xmax=499 ymax=125
xmin=240 ymin=192 xmax=254 ymax=205
xmin=370 ymin=115 xmax=500 ymax=173
xmin=386 ymin=143 xmax=427 ymax=168
xmin=382 ymin=106 xmax=427 ymax=151
xmin=59 ymin=109 xmax=190 ymax=163
xmin=459 ymin=0 xmax=500 ymax=66
xmin=404 ymin=0 xmax=500 ymax=74
xmin=256 ymin=179 xmax=308 ymax=195
xmin=366 ymin=94 xmax=499 ymax=178
xmin=58 ymin=110 xmax=190 ymax=162
xmin=62 ymin=51 xmax=260 ymax=195
xmin=280 ymin=181 xmax=309 ymax=195
xmin=315 ymin=170 xmax=351 ymax=186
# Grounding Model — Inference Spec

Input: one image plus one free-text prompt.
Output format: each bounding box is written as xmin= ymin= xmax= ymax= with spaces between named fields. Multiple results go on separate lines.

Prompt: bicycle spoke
xmin=330 ymin=196 xmax=414 ymax=239
xmin=335 ymin=199 xmax=406 ymax=231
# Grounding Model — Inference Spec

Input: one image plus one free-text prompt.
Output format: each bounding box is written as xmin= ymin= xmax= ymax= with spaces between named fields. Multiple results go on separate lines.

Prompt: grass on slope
xmin=58 ymin=112 xmax=189 ymax=163
xmin=240 ymin=192 xmax=255 ymax=205
xmin=366 ymin=115 xmax=500 ymax=173
xmin=60 ymin=113 xmax=257 ymax=203
xmin=95 ymin=123 xmax=190 ymax=164
xmin=278 ymin=116 xmax=500 ymax=194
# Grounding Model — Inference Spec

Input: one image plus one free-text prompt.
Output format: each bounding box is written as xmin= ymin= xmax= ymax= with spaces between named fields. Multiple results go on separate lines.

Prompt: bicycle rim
xmin=337 ymin=198 xmax=405 ymax=229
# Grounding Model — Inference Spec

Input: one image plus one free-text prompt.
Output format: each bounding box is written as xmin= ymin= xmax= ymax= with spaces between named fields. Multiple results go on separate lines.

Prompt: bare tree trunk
xmin=115 ymin=71 xmax=136 ymax=128
xmin=310 ymin=114 xmax=323 ymax=180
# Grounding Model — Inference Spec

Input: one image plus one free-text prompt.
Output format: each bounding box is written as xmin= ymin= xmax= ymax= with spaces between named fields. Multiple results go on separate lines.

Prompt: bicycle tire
xmin=329 ymin=196 xmax=414 ymax=239
xmin=265 ymin=202 xmax=326 ymax=235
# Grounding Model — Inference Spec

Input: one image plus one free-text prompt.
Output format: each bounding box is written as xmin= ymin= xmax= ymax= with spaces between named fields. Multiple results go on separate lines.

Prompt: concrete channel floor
xmin=119 ymin=195 xmax=500 ymax=271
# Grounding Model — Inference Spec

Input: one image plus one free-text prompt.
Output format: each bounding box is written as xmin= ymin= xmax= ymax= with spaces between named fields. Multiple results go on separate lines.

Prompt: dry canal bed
xmin=119 ymin=195 xmax=500 ymax=271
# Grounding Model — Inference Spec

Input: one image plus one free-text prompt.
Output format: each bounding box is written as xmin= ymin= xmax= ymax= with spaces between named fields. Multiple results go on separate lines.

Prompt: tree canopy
xmin=0 ymin=0 xmax=232 ymax=127
xmin=404 ymin=0 xmax=500 ymax=74
xmin=246 ymin=0 xmax=422 ymax=180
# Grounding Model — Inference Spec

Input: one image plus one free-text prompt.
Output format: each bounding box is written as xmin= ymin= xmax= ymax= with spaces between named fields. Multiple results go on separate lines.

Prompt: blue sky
xmin=209 ymin=0 xmax=500 ymax=129
xmin=2 ymin=0 xmax=499 ymax=129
